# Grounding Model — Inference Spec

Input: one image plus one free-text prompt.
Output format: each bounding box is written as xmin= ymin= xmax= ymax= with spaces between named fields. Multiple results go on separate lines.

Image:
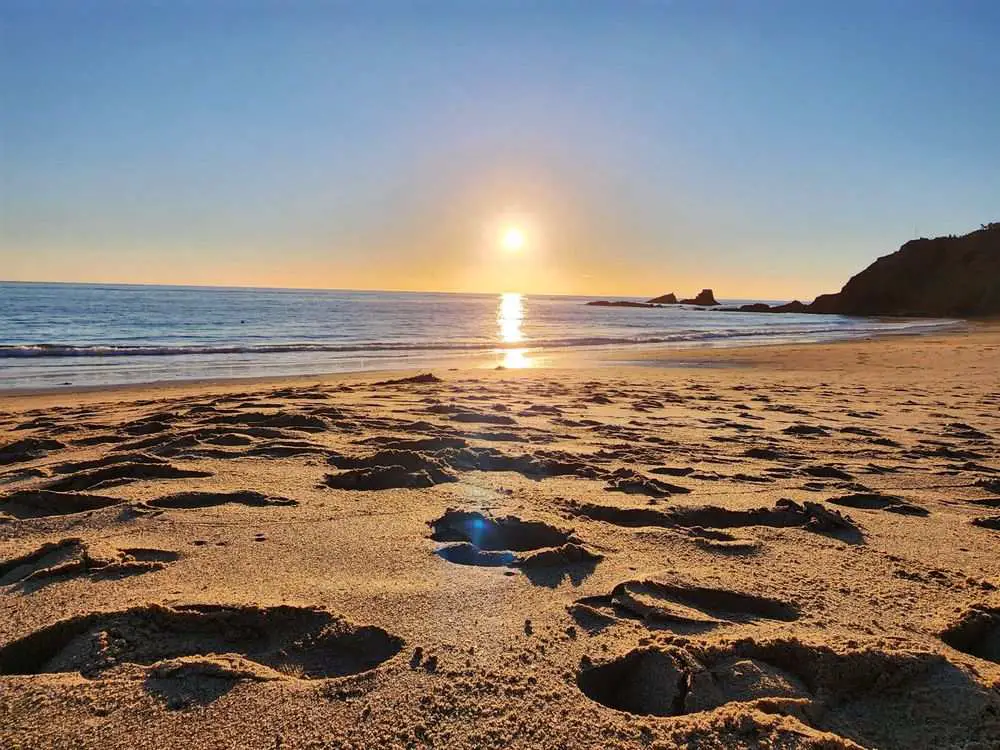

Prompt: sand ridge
xmin=1 ymin=330 xmax=999 ymax=748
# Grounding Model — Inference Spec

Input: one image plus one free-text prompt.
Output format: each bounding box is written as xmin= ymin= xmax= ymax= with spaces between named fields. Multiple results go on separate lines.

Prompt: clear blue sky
xmin=2 ymin=0 xmax=998 ymax=297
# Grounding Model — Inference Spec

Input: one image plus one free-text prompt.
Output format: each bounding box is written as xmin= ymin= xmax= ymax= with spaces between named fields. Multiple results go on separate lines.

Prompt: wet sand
xmin=1 ymin=327 xmax=999 ymax=749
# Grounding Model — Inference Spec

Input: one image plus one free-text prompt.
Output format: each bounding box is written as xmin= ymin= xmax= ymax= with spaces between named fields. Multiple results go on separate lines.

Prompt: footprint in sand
xmin=324 ymin=445 xmax=606 ymax=491
xmin=604 ymin=469 xmax=691 ymax=499
xmin=970 ymin=515 xmax=1000 ymax=530
xmin=204 ymin=410 xmax=332 ymax=433
xmin=0 ymin=490 xmax=124 ymax=519
xmin=0 ymin=539 xmax=178 ymax=592
xmin=145 ymin=490 xmax=298 ymax=509
xmin=0 ymin=604 xmax=404 ymax=709
xmin=427 ymin=509 xmax=601 ymax=583
xmin=0 ymin=437 xmax=66 ymax=465
xmin=827 ymin=492 xmax=929 ymax=517
xmin=568 ymin=499 xmax=862 ymax=543
xmin=325 ymin=449 xmax=458 ymax=490
xmin=941 ymin=606 xmax=1000 ymax=664
xmin=569 ymin=579 xmax=799 ymax=632
xmin=577 ymin=638 xmax=997 ymax=749
xmin=44 ymin=461 xmax=212 ymax=492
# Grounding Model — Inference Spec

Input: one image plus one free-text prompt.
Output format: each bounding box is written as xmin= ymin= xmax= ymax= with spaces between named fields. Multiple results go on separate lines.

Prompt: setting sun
xmin=501 ymin=227 xmax=526 ymax=252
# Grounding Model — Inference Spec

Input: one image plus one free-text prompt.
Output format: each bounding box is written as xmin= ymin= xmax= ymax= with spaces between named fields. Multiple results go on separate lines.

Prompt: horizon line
xmin=0 ymin=278 xmax=808 ymax=302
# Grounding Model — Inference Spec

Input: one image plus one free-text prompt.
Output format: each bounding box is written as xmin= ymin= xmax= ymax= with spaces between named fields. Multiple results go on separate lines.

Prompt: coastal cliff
xmin=809 ymin=224 xmax=1000 ymax=317
xmin=586 ymin=224 xmax=999 ymax=319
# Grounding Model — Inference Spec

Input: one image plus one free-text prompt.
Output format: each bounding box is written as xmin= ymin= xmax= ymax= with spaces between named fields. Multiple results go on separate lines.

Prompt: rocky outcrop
xmin=588 ymin=289 xmax=719 ymax=309
xmin=737 ymin=301 xmax=808 ymax=314
xmin=645 ymin=293 xmax=678 ymax=304
xmin=680 ymin=289 xmax=718 ymax=306
xmin=586 ymin=300 xmax=661 ymax=308
xmin=808 ymin=224 xmax=1000 ymax=317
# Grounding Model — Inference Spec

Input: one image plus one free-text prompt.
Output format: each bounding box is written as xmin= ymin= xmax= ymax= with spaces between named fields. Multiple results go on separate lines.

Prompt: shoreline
xmin=0 ymin=318 xmax=977 ymax=399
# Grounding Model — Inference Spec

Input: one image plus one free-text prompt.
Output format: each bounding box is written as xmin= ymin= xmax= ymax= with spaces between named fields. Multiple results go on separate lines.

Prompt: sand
xmin=1 ymin=327 xmax=999 ymax=749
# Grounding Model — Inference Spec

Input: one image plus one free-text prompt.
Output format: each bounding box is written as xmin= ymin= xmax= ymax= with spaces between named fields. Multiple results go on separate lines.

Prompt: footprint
xmin=325 ymin=450 xmax=457 ymax=490
xmin=0 ymin=490 xmax=124 ymax=519
xmin=966 ymin=497 xmax=1000 ymax=508
xmin=827 ymin=493 xmax=929 ymax=517
xmin=782 ymin=424 xmax=830 ymax=437
xmin=976 ymin=478 xmax=1000 ymax=493
xmin=971 ymin=515 xmax=1000 ymax=530
xmin=577 ymin=639 xmax=995 ymax=749
xmin=570 ymin=499 xmax=861 ymax=542
xmin=448 ymin=411 xmax=517 ymax=426
xmin=0 ymin=437 xmax=65 ymax=465
xmin=45 ymin=462 xmax=212 ymax=492
xmin=50 ymin=452 xmax=169 ymax=474
xmin=325 ymin=445 xmax=605 ymax=490
xmin=355 ymin=436 xmax=468 ymax=452
xmin=802 ymin=465 xmax=854 ymax=480
xmin=0 ymin=539 xmax=178 ymax=592
xmin=146 ymin=491 xmax=298 ymax=509
xmin=570 ymin=580 xmax=799 ymax=631
xmin=605 ymin=469 xmax=690 ymax=499
xmin=206 ymin=411 xmax=331 ymax=432
xmin=0 ymin=604 xmax=404 ymax=708
xmin=941 ymin=606 xmax=1000 ymax=664
xmin=428 ymin=509 xmax=601 ymax=582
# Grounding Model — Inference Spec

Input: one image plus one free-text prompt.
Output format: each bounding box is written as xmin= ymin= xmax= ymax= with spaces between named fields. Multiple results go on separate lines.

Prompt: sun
xmin=501 ymin=227 xmax=526 ymax=252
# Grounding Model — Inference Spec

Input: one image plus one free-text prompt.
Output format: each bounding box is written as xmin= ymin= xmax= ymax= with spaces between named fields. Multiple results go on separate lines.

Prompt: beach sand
xmin=1 ymin=327 xmax=999 ymax=749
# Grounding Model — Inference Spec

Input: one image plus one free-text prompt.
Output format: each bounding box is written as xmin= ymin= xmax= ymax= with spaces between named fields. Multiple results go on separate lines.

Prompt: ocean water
xmin=0 ymin=282 xmax=959 ymax=389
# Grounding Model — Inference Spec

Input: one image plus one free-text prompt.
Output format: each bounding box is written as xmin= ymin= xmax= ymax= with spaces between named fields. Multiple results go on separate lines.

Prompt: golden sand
xmin=1 ymin=328 xmax=998 ymax=749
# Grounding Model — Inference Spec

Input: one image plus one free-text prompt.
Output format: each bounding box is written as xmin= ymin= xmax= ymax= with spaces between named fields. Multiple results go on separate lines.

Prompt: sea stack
xmin=680 ymin=289 xmax=719 ymax=306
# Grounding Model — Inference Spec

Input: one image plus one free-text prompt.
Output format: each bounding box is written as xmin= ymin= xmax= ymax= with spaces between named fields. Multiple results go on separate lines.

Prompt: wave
xmin=0 ymin=320 xmax=960 ymax=359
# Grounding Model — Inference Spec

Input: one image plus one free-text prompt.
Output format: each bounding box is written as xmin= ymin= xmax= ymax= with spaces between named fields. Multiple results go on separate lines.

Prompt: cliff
xmin=809 ymin=224 xmax=1000 ymax=317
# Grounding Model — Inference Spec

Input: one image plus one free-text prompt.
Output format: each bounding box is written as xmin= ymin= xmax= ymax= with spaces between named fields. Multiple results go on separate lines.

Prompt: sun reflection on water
xmin=498 ymin=292 xmax=524 ymax=344
xmin=496 ymin=292 xmax=533 ymax=368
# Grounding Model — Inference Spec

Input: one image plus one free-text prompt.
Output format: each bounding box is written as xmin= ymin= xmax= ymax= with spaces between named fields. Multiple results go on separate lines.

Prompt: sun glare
xmin=496 ymin=292 xmax=533 ymax=369
xmin=501 ymin=227 xmax=526 ymax=252
xmin=498 ymin=292 xmax=524 ymax=343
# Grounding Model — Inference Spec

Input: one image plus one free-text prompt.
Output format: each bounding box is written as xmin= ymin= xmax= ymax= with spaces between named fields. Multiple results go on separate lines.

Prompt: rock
xmin=680 ymin=289 xmax=719 ymax=306
xmin=736 ymin=301 xmax=808 ymax=313
xmin=645 ymin=293 xmax=678 ymax=304
xmin=771 ymin=300 xmax=808 ymax=313
xmin=585 ymin=300 xmax=660 ymax=308
xmin=806 ymin=223 xmax=1000 ymax=317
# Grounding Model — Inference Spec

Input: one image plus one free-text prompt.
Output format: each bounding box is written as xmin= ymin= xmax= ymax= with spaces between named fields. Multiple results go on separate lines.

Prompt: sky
xmin=1 ymin=0 xmax=998 ymax=299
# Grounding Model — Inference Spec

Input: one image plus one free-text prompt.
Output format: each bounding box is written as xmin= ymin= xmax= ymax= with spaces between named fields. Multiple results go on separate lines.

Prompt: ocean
xmin=0 ymin=282 xmax=959 ymax=389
